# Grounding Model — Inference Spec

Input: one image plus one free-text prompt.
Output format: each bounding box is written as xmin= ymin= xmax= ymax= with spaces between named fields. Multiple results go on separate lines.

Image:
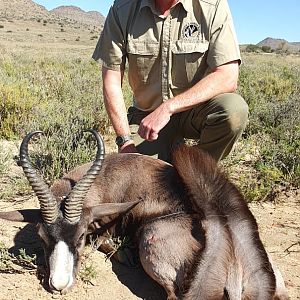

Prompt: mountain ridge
xmin=51 ymin=5 xmax=105 ymax=27
xmin=0 ymin=0 xmax=105 ymax=28
xmin=257 ymin=37 xmax=300 ymax=52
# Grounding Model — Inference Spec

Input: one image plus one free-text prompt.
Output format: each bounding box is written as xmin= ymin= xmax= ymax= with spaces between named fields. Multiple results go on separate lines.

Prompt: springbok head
xmin=0 ymin=130 xmax=140 ymax=294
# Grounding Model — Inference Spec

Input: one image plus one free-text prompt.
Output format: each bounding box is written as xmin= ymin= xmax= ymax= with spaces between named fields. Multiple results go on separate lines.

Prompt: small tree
xmin=246 ymin=44 xmax=261 ymax=53
xmin=261 ymin=46 xmax=271 ymax=53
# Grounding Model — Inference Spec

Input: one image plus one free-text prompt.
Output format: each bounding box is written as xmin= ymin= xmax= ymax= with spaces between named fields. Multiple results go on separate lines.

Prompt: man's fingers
xmin=137 ymin=126 xmax=147 ymax=139
xmin=138 ymin=125 xmax=158 ymax=141
xmin=149 ymin=131 xmax=158 ymax=141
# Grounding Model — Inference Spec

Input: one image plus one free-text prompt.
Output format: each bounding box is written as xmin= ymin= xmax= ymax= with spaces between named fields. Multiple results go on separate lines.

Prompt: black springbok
xmin=0 ymin=130 xmax=288 ymax=299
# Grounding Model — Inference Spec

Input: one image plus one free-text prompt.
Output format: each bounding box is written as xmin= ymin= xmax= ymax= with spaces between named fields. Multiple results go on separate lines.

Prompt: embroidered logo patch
xmin=182 ymin=23 xmax=200 ymax=38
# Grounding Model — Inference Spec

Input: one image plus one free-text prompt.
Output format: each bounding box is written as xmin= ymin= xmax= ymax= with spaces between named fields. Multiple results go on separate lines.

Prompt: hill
xmin=0 ymin=0 xmax=51 ymax=20
xmin=0 ymin=0 xmax=104 ymax=54
xmin=257 ymin=37 xmax=300 ymax=53
xmin=51 ymin=6 xmax=105 ymax=27
xmin=0 ymin=0 xmax=104 ymax=27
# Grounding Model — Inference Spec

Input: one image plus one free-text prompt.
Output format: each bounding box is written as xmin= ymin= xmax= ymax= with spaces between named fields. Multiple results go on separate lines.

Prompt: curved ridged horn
xmin=64 ymin=129 xmax=105 ymax=223
xmin=19 ymin=131 xmax=59 ymax=224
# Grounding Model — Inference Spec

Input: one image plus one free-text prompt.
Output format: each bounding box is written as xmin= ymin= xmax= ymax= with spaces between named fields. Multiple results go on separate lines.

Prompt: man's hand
xmin=138 ymin=102 xmax=172 ymax=141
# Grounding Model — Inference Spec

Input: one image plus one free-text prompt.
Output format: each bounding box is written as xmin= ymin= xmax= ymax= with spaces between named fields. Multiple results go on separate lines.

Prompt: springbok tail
xmin=183 ymin=217 xmax=233 ymax=300
xmin=172 ymin=145 xmax=277 ymax=299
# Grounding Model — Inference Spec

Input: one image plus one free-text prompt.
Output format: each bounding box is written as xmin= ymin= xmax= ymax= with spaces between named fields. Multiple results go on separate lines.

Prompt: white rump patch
xmin=49 ymin=241 xmax=74 ymax=291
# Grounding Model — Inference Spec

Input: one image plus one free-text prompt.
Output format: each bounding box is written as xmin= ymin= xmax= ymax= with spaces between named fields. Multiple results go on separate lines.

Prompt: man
xmin=93 ymin=0 xmax=248 ymax=162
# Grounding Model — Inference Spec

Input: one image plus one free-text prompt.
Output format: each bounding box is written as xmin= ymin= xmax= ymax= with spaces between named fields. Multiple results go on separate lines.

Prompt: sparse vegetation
xmin=223 ymin=53 xmax=300 ymax=201
xmin=0 ymin=242 xmax=37 ymax=273
xmin=79 ymin=261 xmax=98 ymax=284
xmin=0 ymin=175 xmax=31 ymax=202
xmin=0 ymin=51 xmax=299 ymax=201
xmin=0 ymin=52 xmax=110 ymax=183
xmin=0 ymin=144 xmax=9 ymax=175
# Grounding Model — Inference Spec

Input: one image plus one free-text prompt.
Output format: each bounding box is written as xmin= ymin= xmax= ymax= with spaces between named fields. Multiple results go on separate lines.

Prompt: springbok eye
xmin=77 ymin=233 xmax=85 ymax=244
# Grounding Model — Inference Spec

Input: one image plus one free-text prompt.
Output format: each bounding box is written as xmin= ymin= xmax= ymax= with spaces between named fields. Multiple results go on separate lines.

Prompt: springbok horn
xmin=64 ymin=129 xmax=105 ymax=223
xmin=19 ymin=131 xmax=59 ymax=224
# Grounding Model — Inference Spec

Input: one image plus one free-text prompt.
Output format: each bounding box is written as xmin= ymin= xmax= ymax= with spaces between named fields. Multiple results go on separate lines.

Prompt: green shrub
xmin=0 ymin=51 xmax=299 ymax=202
xmin=0 ymin=53 xmax=109 ymax=182
xmin=261 ymin=46 xmax=272 ymax=53
xmin=0 ymin=83 xmax=39 ymax=139
xmin=225 ymin=54 xmax=300 ymax=201
xmin=245 ymin=44 xmax=261 ymax=53
xmin=0 ymin=243 xmax=37 ymax=273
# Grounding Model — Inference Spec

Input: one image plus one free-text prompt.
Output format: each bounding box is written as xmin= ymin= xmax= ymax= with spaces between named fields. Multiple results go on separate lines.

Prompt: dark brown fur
xmin=50 ymin=146 xmax=287 ymax=299
xmin=1 ymin=145 xmax=288 ymax=299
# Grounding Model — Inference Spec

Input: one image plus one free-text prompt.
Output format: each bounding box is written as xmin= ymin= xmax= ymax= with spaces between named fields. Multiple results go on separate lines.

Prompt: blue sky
xmin=34 ymin=0 xmax=300 ymax=44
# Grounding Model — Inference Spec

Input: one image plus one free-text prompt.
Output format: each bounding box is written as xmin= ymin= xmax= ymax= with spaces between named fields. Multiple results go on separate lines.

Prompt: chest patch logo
xmin=182 ymin=23 xmax=200 ymax=38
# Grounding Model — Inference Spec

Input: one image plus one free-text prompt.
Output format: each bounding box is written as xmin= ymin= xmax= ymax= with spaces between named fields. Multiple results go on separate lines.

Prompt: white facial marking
xmin=49 ymin=241 xmax=74 ymax=291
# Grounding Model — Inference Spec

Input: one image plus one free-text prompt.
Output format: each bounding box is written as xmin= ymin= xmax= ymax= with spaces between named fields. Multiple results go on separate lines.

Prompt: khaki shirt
xmin=93 ymin=0 xmax=241 ymax=111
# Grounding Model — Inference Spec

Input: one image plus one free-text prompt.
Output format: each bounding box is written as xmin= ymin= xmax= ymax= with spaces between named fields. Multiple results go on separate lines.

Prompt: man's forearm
xmin=165 ymin=61 xmax=239 ymax=115
xmin=102 ymin=67 xmax=131 ymax=136
xmin=137 ymin=61 xmax=239 ymax=141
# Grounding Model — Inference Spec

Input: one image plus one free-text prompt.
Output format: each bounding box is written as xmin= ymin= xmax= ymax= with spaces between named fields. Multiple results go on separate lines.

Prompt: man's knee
xmin=215 ymin=93 xmax=249 ymax=135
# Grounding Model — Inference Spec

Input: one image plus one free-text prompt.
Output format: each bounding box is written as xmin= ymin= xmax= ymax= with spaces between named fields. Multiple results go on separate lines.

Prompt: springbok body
xmin=0 ymin=131 xmax=288 ymax=299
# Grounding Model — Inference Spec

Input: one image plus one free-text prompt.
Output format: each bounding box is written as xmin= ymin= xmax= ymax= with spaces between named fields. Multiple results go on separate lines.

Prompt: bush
xmin=261 ymin=46 xmax=272 ymax=53
xmin=0 ymin=83 xmax=39 ymax=139
xmin=245 ymin=44 xmax=261 ymax=53
xmin=224 ymin=54 xmax=300 ymax=201
xmin=0 ymin=51 xmax=298 ymax=201
xmin=0 ymin=53 xmax=108 ymax=182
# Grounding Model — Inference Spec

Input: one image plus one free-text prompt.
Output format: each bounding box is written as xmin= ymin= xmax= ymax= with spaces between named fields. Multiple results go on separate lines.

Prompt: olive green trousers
xmin=128 ymin=93 xmax=249 ymax=162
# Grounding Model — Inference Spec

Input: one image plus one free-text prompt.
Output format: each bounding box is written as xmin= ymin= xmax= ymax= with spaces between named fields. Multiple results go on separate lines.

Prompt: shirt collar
xmin=139 ymin=0 xmax=189 ymax=14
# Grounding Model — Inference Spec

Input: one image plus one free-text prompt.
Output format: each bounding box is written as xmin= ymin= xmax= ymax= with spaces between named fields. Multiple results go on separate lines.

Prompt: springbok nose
xmin=50 ymin=275 xmax=70 ymax=291
xmin=48 ymin=241 xmax=74 ymax=292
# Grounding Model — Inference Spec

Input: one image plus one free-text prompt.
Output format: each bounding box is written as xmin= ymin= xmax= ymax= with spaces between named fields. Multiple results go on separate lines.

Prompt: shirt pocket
xmin=127 ymin=40 xmax=160 ymax=84
xmin=171 ymin=40 xmax=209 ymax=88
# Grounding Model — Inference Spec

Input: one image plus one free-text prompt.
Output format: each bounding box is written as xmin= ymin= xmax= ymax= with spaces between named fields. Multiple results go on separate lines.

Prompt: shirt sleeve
xmin=92 ymin=5 xmax=126 ymax=71
xmin=206 ymin=0 xmax=241 ymax=68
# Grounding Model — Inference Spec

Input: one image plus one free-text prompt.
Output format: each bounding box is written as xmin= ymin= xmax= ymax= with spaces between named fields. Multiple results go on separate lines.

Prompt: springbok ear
xmin=90 ymin=200 xmax=141 ymax=221
xmin=0 ymin=209 xmax=42 ymax=223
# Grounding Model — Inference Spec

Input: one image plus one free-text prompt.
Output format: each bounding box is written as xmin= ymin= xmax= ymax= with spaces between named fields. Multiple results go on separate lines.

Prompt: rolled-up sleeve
xmin=92 ymin=6 xmax=126 ymax=71
xmin=207 ymin=0 xmax=241 ymax=69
